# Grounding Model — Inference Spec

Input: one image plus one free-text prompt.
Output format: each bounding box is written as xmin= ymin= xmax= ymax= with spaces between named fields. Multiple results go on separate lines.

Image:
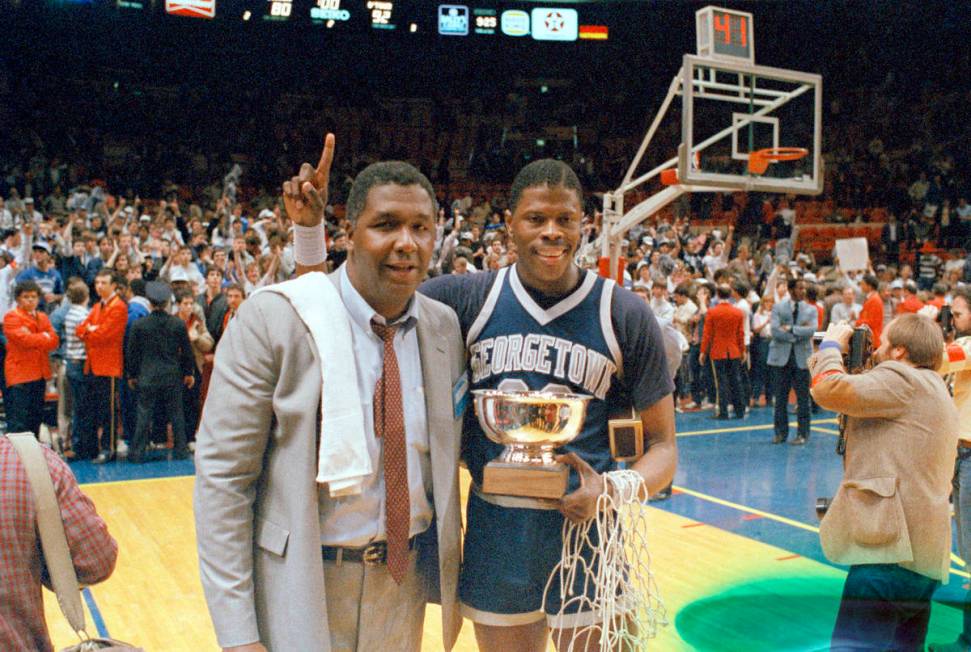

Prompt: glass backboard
xmin=678 ymin=54 xmax=823 ymax=195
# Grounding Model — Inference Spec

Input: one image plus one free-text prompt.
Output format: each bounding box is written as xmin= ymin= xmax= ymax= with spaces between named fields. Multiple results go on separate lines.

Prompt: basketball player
xmin=418 ymin=160 xmax=677 ymax=652
xmin=293 ymin=157 xmax=676 ymax=651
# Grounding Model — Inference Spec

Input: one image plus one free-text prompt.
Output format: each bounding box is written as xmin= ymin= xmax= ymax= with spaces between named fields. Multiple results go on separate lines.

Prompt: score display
xmin=473 ymin=9 xmax=497 ymax=35
xmin=148 ymin=0 xmax=610 ymax=41
xmin=367 ymin=1 xmax=395 ymax=29
xmin=265 ymin=0 xmax=294 ymax=20
xmin=696 ymin=6 xmax=754 ymax=62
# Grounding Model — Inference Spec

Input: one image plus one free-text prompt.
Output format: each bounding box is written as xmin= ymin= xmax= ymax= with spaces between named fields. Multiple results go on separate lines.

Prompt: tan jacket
xmin=939 ymin=336 xmax=971 ymax=442
xmin=809 ymin=348 xmax=958 ymax=581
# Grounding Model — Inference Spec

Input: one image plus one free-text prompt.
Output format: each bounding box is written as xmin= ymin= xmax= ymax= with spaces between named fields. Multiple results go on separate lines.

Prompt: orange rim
xmin=747 ymin=147 xmax=809 ymax=174
xmin=660 ymin=169 xmax=680 ymax=186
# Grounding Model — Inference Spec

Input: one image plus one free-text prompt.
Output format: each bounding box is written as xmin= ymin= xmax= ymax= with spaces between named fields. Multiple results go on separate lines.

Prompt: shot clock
xmin=696 ymin=6 xmax=754 ymax=63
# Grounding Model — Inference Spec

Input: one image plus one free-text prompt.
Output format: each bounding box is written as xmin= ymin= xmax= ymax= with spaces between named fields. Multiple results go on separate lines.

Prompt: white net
xmin=544 ymin=470 xmax=667 ymax=651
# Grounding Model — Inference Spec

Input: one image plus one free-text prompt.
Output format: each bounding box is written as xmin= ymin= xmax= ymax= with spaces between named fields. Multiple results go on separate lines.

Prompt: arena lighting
xmin=242 ymin=10 xmax=251 ymax=20
xmin=410 ymin=23 xmax=418 ymax=32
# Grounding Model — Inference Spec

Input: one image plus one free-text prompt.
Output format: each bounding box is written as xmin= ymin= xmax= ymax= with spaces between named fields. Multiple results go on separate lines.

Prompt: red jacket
xmin=701 ymin=302 xmax=746 ymax=360
xmin=856 ymin=292 xmax=884 ymax=348
xmin=2 ymin=308 xmax=59 ymax=386
xmin=77 ymin=294 xmax=127 ymax=377
xmin=896 ymin=295 xmax=925 ymax=315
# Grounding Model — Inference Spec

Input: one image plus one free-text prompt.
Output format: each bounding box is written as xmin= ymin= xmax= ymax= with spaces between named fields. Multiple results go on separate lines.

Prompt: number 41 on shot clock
xmin=696 ymin=6 xmax=754 ymax=63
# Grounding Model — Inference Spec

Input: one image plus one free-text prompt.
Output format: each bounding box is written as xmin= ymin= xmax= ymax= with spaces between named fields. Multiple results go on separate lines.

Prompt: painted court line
xmin=82 ymin=475 xmax=190 ymax=489
xmin=82 ymin=587 xmax=109 ymax=637
xmin=677 ymin=418 xmax=838 ymax=437
xmin=673 ymin=484 xmax=970 ymax=579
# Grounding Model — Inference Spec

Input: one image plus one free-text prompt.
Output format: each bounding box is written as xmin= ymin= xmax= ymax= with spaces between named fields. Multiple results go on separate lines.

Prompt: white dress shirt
xmin=318 ymin=265 xmax=432 ymax=547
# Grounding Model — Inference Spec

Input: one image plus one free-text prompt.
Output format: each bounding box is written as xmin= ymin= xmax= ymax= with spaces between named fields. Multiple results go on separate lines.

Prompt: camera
xmin=812 ymin=325 xmax=873 ymax=374
xmin=939 ymin=305 xmax=953 ymax=338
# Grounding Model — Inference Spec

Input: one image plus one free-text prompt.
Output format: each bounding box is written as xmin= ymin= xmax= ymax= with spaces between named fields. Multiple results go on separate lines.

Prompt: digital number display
xmin=697 ymin=7 xmax=754 ymax=62
xmin=367 ymin=0 xmax=395 ymax=29
xmin=266 ymin=0 xmax=293 ymax=20
xmin=473 ymin=9 xmax=497 ymax=35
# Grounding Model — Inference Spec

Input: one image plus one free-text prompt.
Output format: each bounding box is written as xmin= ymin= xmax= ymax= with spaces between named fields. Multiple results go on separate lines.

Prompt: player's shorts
xmin=459 ymin=488 xmax=606 ymax=629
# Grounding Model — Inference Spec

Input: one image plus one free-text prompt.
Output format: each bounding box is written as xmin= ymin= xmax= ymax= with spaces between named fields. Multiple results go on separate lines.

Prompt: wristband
xmin=293 ymin=222 xmax=327 ymax=266
xmin=818 ymin=341 xmax=842 ymax=352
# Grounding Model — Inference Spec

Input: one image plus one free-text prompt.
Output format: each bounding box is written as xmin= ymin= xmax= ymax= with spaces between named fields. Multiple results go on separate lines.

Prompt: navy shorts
xmin=459 ymin=490 xmax=605 ymax=627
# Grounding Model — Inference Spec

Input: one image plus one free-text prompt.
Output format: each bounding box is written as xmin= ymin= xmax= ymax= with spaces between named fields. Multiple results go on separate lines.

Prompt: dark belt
xmin=322 ymin=536 xmax=419 ymax=566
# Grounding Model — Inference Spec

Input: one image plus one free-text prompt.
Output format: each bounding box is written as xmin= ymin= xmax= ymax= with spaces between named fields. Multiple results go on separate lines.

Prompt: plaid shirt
xmin=0 ymin=437 xmax=117 ymax=652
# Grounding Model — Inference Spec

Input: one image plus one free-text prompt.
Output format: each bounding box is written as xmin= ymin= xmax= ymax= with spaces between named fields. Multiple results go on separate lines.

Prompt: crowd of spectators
xmin=1 ymin=133 xmax=969 ymax=464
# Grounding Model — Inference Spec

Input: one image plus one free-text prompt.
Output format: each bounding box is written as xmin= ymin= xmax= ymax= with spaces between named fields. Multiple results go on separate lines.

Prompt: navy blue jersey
xmin=421 ymin=265 xmax=673 ymax=492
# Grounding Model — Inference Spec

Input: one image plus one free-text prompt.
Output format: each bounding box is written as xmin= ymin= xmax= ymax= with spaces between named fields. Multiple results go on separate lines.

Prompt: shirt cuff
xmin=818 ymin=341 xmax=842 ymax=352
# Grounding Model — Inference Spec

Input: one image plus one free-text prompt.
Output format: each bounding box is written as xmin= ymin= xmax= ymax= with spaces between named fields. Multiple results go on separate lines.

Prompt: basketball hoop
xmin=747 ymin=147 xmax=809 ymax=175
xmin=660 ymin=169 xmax=680 ymax=186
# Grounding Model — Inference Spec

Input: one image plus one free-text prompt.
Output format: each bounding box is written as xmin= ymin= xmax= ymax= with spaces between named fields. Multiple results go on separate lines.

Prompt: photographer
xmin=928 ymin=286 xmax=971 ymax=652
xmin=810 ymin=314 xmax=958 ymax=651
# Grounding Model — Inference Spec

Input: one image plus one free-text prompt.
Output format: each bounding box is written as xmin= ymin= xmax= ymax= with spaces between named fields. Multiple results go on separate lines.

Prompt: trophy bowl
xmin=472 ymin=389 xmax=592 ymax=499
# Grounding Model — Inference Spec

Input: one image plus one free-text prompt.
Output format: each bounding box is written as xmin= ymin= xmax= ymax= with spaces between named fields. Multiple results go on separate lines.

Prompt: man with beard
xmin=812 ymin=315 xmax=957 ymax=650
xmin=928 ymin=287 xmax=971 ymax=652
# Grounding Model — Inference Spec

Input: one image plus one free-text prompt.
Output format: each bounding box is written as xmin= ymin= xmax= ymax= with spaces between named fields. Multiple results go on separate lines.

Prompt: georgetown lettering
xmin=470 ymin=334 xmax=617 ymax=399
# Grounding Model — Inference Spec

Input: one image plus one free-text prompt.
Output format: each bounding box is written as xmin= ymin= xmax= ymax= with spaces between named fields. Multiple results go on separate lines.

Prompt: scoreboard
xmin=140 ymin=0 xmax=610 ymax=42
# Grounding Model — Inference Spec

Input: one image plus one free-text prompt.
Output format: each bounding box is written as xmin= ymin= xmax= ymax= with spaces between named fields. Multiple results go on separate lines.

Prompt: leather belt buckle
xmin=362 ymin=542 xmax=387 ymax=566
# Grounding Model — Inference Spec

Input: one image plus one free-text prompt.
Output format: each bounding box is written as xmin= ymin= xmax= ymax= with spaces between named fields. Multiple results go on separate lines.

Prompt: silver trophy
xmin=472 ymin=389 xmax=591 ymax=499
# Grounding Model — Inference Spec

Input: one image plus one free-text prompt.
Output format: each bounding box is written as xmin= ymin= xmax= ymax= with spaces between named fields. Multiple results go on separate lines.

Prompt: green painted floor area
xmin=675 ymin=573 xmax=963 ymax=651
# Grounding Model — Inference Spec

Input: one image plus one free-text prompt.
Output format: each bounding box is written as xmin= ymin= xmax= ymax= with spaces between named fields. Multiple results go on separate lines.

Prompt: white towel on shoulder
xmin=254 ymin=272 xmax=371 ymax=497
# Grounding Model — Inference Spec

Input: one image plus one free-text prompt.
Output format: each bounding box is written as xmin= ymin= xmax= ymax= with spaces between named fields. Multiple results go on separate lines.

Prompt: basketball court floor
xmin=42 ymin=407 xmax=964 ymax=651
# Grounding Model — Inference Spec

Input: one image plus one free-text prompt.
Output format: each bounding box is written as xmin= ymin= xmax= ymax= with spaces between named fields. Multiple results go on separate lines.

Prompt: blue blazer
xmin=767 ymin=298 xmax=818 ymax=369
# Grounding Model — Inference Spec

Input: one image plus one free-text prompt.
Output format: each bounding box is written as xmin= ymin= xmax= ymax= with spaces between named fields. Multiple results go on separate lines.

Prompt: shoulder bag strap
xmin=6 ymin=432 xmax=88 ymax=636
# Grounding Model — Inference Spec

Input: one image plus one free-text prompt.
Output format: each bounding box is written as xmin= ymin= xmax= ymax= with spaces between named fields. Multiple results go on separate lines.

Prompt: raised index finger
xmin=313 ymin=133 xmax=336 ymax=188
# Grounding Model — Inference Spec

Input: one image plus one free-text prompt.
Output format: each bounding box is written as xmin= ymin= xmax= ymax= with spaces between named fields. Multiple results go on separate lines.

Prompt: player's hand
xmin=282 ymin=133 xmax=335 ymax=228
xmin=556 ymin=452 xmax=605 ymax=524
xmin=127 ymin=379 xmax=137 ymax=390
xmin=184 ymin=375 xmax=195 ymax=389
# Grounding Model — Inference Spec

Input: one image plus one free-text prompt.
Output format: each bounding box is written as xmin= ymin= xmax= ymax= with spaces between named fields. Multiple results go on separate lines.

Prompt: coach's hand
xmin=557 ymin=452 xmax=605 ymax=523
xmin=282 ymin=133 xmax=335 ymax=227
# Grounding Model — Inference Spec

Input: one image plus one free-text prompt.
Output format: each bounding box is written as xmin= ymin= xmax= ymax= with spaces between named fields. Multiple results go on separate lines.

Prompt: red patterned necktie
xmin=370 ymin=319 xmax=410 ymax=584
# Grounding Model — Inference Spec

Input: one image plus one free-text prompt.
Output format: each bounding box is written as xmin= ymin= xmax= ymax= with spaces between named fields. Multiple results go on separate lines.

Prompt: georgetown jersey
xmin=462 ymin=265 xmax=625 ymax=491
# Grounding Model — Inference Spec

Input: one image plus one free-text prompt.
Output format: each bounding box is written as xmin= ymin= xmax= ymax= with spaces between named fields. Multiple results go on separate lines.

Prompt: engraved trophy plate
xmin=472 ymin=389 xmax=592 ymax=499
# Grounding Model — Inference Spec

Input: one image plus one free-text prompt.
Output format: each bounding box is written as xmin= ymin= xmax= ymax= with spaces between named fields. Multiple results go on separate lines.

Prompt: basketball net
xmin=544 ymin=470 xmax=667 ymax=651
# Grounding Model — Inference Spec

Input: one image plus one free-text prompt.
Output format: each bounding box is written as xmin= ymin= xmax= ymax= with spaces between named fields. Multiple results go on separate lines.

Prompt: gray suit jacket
xmin=194 ymin=273 xmax=465 ymax=651
xmin=767 ymin=298 xmax=817 ymax=369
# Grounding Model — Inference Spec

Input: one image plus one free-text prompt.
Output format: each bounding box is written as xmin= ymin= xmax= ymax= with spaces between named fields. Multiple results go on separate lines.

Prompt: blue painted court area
xmin=660 ymin=404 xmax=967 ymax=609
xmin=69 ymin=454 xmax=194 ymax=485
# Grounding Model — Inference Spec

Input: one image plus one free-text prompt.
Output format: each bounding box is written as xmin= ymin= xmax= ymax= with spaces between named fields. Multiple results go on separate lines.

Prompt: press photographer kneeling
xmin=810 ymin=314 xmax=959 ymax=651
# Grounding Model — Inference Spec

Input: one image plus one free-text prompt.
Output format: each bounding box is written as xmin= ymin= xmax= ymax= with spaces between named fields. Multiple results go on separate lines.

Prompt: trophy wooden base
xmin=482 ymin=461 xmax=569 ymax=499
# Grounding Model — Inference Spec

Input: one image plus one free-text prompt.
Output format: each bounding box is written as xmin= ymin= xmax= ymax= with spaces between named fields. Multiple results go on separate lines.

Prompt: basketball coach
xmin=194 ymin=142 xmax=465 ymax=652
xmin=810 ymin=315 xmax=958 ymax=651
